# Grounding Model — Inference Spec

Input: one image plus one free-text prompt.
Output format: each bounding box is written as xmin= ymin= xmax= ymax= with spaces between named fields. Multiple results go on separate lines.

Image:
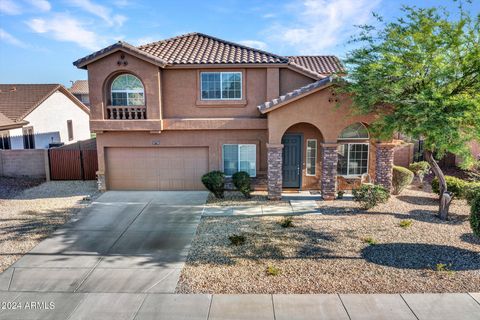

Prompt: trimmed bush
xmin=409 ymin=161 xmax=431 ymax=183
xmin=470 ymin=194 xmax=480 ymax=237
xmin=232 ymin=171 xmax=251 ymax=198
xmin=431 ymin=175 xmax=480 ymax=200
xmin=201 ymin=171 xmax=225 ymax=198
xmin=392 ymin=166 xmax=414 ymax=195
xmin=353 ymin=184 xmax=390 ymax=210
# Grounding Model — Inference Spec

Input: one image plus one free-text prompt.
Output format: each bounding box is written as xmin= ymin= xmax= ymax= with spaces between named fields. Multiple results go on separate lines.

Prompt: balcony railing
xmin=106 ymin=106 xmax=147 ymax=120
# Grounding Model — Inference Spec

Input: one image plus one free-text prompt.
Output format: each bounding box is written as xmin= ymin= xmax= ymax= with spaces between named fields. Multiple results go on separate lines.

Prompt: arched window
xmin=111 ymin=74 xmax=145 ymax=106
xmin=338 ymin=123 xmax=369 ymax=140
xmin=337 ymin=123 xmax=369 ymax=176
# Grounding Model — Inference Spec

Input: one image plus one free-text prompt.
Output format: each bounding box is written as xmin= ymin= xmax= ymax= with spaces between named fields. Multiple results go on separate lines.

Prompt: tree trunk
xmin=424 ymin=150 xmax=452 ymax=220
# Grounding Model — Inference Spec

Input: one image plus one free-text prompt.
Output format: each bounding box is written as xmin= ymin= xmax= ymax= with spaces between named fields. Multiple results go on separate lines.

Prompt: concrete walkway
xmin=1 ymin=292 xmax=479 ymax=319
xmin=0 ymin=191 xmax=208 ymax=294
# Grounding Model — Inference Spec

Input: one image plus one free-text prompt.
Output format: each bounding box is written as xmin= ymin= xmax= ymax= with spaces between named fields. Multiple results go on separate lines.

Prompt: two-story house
xmin=74 ymin=32 xmax=396 ymax=200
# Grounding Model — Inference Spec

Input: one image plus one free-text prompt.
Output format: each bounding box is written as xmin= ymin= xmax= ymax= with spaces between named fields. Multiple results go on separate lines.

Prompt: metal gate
xmin=49 ymin=149 xmax=98 ymax=180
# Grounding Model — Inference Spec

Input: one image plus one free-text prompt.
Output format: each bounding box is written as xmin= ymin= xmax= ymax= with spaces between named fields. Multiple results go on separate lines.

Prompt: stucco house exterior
xmin=0 ymin=84 xmax=91 ymax=150
xmin=73 ymin=32 xmax=397 ymax=200
xmin=69 ymin=80 xmax=90 ymax=106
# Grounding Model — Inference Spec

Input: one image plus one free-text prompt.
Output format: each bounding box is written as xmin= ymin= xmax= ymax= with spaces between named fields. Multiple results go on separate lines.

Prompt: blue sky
xmin=0 ymin=0 xmax=478 ymax=86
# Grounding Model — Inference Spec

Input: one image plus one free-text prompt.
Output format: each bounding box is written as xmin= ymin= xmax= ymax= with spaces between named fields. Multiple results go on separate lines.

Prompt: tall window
xmin=222 ymin=144 xmax=256 ymax=177
xmin=22 ymin=126 xmax=35 ymax=149
xmin=306 ymin=139 xmax=317 ymax=176
xmin=337 ymin=143 xmax=369 ymax=176
xmin=67 ymin=120 xmax=74 ymax=141
xmin=201 ymin=72 xmax=242 ymax=100
xmin=111 ymin=74 xmax=145 ymax=106
xmin=0 ymin=131 xmax=10 ymax=150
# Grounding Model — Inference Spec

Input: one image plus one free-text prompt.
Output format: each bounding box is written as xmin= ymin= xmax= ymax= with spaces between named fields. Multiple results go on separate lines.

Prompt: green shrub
xmin=353 ymin=184 xmax=390 ymax=210
xmin=266 ymin=265 xmax=280 ymax=276
xmin=392 ymin=166 xmax=414 ymax=195
xmin=470 ymin=194 xmax=480 ymax=237
xmin=280 ymin=216 xmax=294 ymax=228
xmin=232 ymin=171 xmax=251 ymax=198
xmin=398 ymin=219 xmax=413 ymax=228
xmin=431 ymin=176 xmax=480 ymax=200
xmin=337 ymin=190 xmax=345 ymax=199
xmin=228 ymin=234 xmax=246 ymax=246
xmin=408 ymin=161 xmax=431 ymax=182
xmin=201 ymin=171 xmax=225 ymax=199
xmin=362 ymin=236 xmax=377 ymax=245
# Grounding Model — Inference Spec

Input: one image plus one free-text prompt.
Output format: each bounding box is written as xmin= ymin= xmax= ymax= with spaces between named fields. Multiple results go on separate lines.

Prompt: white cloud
xmin=27 ymin=14 xmax=103 ymax=50
xmin=0 ymin=28 xmax=26 ymax=47
xmin=133 ymin=36 xmax=158 ymax=46
xmin=69 ymin=0 xmax=127 ymax=27
xmin=25 ymin=0 xmax=51 ymax=12
xmin=238 ymin=40 xmax=268 ymax=51
xmin=267 ymin=0 xmax=381 ymax=54
xmin=0 ymin=0 xmax=22 ymax=15
xmin=262 ymin=13 xmax=276 ymax=19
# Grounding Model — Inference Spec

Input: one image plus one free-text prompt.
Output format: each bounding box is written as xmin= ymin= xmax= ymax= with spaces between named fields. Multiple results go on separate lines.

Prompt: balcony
xmin=106 ymin=106 xmax=147 ymax=120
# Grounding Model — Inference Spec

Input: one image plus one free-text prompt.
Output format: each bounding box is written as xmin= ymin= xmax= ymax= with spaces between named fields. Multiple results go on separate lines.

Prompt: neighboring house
xmin=69 ymin=80 xmax=90 ymax=106
xmin=74 ymin=32 xmax=397 ymax=200
xmin=0 ymin=84 xmax=91 ymax=150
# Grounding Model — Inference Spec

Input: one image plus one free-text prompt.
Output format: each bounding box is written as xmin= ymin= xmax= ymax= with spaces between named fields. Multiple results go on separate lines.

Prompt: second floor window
xmin=201 ymin=72 xmax=242 ymax=100
xmin=111 ymin=74 xmax=145 ymax=106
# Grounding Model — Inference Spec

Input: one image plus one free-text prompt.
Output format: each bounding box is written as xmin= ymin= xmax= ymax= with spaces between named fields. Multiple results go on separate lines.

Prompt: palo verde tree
xmin=341 ymin=2 xmax=480 ymax=219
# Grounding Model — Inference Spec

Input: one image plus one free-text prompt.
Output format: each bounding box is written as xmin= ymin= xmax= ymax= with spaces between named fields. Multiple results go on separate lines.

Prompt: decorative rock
xmin=321 ymin=145 xmax=338 ymax=200
xmin=375 ymin=143 xmax=395 ymax=192
xmin=267 ymin=144 xmax=283 ymax=200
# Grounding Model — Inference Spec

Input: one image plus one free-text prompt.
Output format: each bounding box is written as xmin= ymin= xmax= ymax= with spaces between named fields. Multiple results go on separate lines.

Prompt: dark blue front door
xmin=282 ymin=134 xmax=302 ymax=188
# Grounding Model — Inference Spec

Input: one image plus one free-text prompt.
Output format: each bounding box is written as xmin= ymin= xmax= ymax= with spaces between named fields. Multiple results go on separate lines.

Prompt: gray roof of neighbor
xmin=73 ymin=32 xmax=345 ymax=78
xmin=258 ymin=77 xmax=335 ymax=113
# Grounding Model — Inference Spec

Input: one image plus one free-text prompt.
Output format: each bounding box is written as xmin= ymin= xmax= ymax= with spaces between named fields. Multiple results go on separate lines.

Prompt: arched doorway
xmin=281 ymin=122 xmax=324 ymax=190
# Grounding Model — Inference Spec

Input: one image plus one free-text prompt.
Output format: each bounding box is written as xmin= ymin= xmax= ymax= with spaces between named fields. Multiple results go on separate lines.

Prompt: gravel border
xmin=206 ymin=191 xmax=290 ymax=207
xmin=178 ymin=186 xmax=479 ymax=294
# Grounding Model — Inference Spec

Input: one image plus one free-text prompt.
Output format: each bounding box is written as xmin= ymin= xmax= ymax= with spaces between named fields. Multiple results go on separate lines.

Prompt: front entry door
xmin=282 ymin=134 xmax=302 ymax=188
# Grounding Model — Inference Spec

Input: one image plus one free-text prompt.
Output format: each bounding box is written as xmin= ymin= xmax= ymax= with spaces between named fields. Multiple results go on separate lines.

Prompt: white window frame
xmin=200 ymin=72 xmax=242 ymax=100
xmin=222 ymin=144 xmax=256 ymax=177
xmin=338 ymin=143 xmax=369 ymax=178
xmin=306 ymin=139 xmax=317 ymax=176
xmin=338 ymin=123 xmax=370 ymax=140
xmin=111 ymin=74 xmax=145 ymax=106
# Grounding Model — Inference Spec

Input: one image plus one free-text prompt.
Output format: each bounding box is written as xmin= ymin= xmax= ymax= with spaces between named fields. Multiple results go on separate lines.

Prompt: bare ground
xmin=0 ymin=180 xmax=98 ymax=272
xmin=177 ymin=185 xmax=480 ymax=294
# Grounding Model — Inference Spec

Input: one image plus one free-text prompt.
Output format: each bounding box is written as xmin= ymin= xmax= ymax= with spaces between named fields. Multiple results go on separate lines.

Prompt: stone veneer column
xmin=321 ymin=143 xmax=338 ymax=200
xmin=375 ymin=143 xmax=396 ymax=192
xmin=267 ymin=143 xmax=283 ymax=200
xmin=97 ymin=172 xmax=106 ymax=192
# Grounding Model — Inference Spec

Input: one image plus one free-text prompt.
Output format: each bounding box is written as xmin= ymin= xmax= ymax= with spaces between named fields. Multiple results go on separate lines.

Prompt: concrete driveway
xmin=0 ymin=191 xmax=208 ymax=294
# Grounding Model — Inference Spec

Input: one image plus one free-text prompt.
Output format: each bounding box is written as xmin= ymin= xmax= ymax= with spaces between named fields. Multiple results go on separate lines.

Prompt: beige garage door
xmin=106 ymin=147 xmax=208 ymax=190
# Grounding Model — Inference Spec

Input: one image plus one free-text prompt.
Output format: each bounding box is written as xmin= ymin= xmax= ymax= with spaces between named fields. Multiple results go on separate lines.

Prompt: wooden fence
xmin=48 ymin=141 xmax=98 ymax=180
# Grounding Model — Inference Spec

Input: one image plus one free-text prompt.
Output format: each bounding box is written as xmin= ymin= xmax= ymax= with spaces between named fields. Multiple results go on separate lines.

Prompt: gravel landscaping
xmin=206 ymin=191 xmax=289 ymax=207
xmin=0 ymin=180 xmax=98 ymax=272
xmin=177 ymin=185 xmax=480 ymax=294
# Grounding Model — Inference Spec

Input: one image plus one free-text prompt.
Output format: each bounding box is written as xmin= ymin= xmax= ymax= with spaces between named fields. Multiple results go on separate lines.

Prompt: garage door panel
xmin=106 ymin=147 xmax=208 ymax=190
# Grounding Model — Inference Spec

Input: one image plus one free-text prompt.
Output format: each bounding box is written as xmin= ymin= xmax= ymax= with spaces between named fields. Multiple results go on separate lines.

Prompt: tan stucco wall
xmin=267 ymin=88 xmax=376 ymax=144
xmin=96 ymin=129 xmax=268 ymax=176
xmin=161 ymin=68 xmax=268 ymax=118
xmin=279 ymin=69 xmax=315 ymax=96
xmin=87 ymin=51 xmax=162 ymax=121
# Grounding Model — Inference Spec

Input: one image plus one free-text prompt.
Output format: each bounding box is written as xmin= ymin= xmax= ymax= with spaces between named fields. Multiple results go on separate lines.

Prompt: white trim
xmin=337 ymin=143 xmax=369 ymax=177
xmin=200 ymin=72 xmax=242 ymax=101
xmin=306 ymin=139 xmax=317 ymax=176
xmin=222 ymin=143 xmax=256 ymax=177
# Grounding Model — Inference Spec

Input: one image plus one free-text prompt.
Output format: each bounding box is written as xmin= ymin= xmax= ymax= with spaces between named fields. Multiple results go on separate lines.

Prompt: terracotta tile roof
xmin=69 ymin=80 xmax=88 ymax=94
xmin=0 ymin=84 xmax=61 ymax=122
xmin=138 ymin=32 xmax=287 ymax=65
xmin=288 ymin=56 xmax=345 ymax=76
xmin=258 ymin=77 xmax=335 ymax=113
xmin=73 ymin=32 xmax=345 ymax=78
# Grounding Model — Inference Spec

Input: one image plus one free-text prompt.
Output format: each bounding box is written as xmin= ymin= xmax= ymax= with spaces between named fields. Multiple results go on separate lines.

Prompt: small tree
xmin=341 ymin=2 xmax=480 ymax=219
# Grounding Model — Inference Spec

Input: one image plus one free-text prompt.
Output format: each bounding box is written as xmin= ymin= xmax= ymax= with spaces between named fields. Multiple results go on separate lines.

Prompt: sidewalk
xmin=1 ymin=292 xmax=479 ymax=319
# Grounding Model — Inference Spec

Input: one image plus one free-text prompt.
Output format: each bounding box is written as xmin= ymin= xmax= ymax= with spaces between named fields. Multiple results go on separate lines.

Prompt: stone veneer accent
xmin=321 ymin=144 xmax=338 ymax=200
xmin=267 ymin=144 xmax=283 ymax=200
xmin=97 ymin=172 xmax=106 ymax=192
xmin=375 ymin=143 xmax=396 ymax=191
